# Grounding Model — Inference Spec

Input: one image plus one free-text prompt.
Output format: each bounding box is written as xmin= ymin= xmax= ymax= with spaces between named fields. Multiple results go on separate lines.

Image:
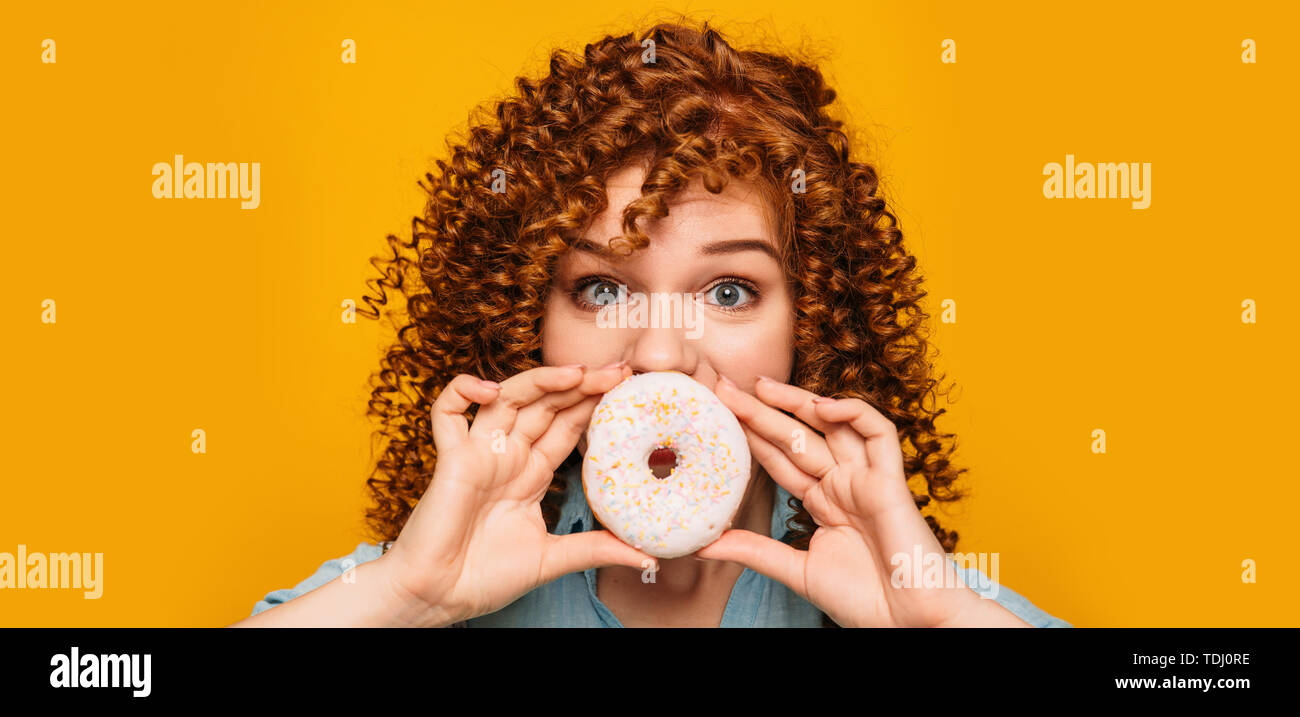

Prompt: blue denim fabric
xmin=251 ymin=466 xmax=1072 ymax=627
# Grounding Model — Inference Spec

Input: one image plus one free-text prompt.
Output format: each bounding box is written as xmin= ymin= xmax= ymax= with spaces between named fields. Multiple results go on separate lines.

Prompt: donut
xmin=581 ymin=370 xmax=752 ymax=559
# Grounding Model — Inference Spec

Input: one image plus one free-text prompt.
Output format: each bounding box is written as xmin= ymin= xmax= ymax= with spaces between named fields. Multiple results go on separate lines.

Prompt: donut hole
xmin=647 ymin=446 xmax=678 ymax=480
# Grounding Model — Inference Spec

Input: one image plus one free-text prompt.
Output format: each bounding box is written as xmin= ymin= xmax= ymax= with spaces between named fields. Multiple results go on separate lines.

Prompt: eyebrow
xmin=571 ymin=237 xmax=780 ymax=261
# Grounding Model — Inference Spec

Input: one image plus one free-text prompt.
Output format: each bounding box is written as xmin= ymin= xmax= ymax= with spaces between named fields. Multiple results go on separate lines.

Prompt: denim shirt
xmin=251 ymin=466 xmax=1072 ymax=627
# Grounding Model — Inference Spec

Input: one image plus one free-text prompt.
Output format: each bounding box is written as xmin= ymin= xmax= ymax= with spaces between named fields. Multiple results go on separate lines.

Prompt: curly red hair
xmin=356 ymin=20 xmax=969 ymax=626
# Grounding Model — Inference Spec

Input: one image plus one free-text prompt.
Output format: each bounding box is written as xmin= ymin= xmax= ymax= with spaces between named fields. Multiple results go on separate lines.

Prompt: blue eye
xmin=580 ymin=280 xmax=625 ymax=307
xmin=574 ymin=277 xmax=757 ymax=312
xmin=705 ymin=281 xmax=754 ymax=308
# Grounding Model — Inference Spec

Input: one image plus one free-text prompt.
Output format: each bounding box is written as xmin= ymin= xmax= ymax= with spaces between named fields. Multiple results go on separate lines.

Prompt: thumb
xmin=695 ymin=529 xmax=808 ymax=597
xmin=540 ymin=530 xmax=657 ymax=583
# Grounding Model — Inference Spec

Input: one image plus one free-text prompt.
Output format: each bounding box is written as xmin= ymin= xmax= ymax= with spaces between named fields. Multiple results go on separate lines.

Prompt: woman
xmin=233 ymin=21 xmax=1070 ymax=628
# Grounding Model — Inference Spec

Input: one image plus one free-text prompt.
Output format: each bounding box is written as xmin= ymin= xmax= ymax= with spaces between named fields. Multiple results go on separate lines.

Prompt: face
xmin=541 ymin=162 xmax=795 ymax=457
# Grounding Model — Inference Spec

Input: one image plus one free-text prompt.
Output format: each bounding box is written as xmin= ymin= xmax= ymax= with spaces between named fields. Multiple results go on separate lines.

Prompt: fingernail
xmin=756 ymin=374 xmax=773 ymax=383
xmin=561 ymin=363 xmax=587 ymax=371
xmin=600 ymin=360 xmax=628 ymax=370
xmin=479 ymin=379 xmax=501 ymax=389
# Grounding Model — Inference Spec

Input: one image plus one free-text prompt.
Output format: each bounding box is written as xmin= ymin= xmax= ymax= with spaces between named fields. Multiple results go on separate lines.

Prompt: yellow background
xmin=2 ymin=0 xmax=1294 ymax=627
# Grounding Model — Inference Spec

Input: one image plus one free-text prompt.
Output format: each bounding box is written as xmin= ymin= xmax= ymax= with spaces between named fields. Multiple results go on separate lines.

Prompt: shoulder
xmin=950 ymin=557 xmax=1073 ymax=628
xmin=249 ymin=541 xmax=385 ymax=617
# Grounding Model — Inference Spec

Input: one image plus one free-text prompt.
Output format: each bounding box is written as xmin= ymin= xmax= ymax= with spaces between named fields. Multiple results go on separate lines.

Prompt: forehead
xmin=583 ymin=164 xmax=779 ymax=251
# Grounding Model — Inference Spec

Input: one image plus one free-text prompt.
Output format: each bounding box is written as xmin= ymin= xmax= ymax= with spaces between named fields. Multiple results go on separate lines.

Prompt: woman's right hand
xmin=378 ymin=361 xmax=652 ymax=627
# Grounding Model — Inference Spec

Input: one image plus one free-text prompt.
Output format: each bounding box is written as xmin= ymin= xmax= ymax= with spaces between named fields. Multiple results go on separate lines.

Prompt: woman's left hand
xmin=707 ymin=375 xmax=1031 ymax=628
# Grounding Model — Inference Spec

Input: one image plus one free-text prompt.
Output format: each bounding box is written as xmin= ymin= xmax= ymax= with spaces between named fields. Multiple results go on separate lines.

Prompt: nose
xmin=627 ymin=322 xmax=699 ymax=376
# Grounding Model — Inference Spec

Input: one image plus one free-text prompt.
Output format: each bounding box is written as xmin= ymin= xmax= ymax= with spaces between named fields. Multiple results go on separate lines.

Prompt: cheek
xmin=702 ymin=303 xmax=795 ymax=379
xmin=538 ymin=304 xmax=571 ymax=366
xmin=540 ymin=301 xmax=624 ymax=367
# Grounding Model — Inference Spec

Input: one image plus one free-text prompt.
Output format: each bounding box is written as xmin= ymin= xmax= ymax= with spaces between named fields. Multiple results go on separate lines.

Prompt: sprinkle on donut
xmin=581 ymin=371 xmax=751 ymax=559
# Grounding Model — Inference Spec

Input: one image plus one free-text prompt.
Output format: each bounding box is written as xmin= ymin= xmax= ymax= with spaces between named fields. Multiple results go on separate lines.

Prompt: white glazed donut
xmin=582 ymin=370 xmax=751 ymax=559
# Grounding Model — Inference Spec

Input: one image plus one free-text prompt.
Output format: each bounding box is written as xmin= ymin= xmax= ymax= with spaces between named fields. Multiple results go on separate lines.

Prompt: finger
xmin=540 ymin=530 xmax=656 ymax=583
xmin=513 ymin=363 xmax=630 ymax=444
xmin=530 ymin=394 xmax=602 ymax=475
xmin=739 ymin=423 xmax=817 ymax=501
xmin=430 ymin=374 xmax=502 ymax=450
xmin=812 ymin=397 xmax=905 ymax=477
xmin=756 ymin=382 xmax=914 ymax=520
xmin=694 ymin=529 xmax=808 ymax=600
xmin=752 ymin=377 xmax=838 ymax=433
xmin=469 ymin=365 xmax=587 ymax=440
xmin=753 ymin=378 xmax=867 ymax=470
xmin=812 ymin=402 xmax=913 ymax=516
xmin=715 ymin=376 xmax=837 ymax=479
